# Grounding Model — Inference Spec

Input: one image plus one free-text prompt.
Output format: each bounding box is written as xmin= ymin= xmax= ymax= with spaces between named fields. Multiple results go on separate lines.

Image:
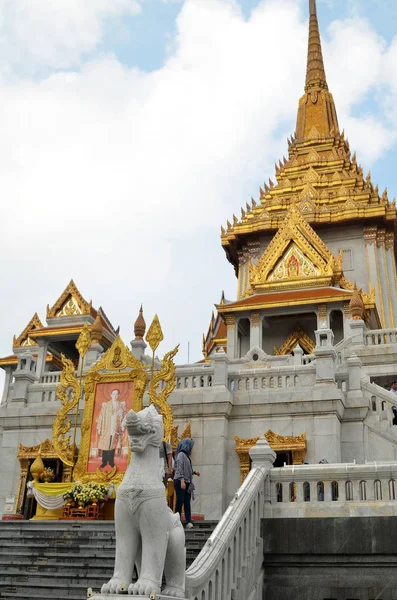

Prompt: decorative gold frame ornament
xmin=235 ymin=431 xmax=307 ymax=483
xmin=149 ymin=345 xmax=179 ymax=442
xmin=52 ymin=355 xmax=81 ymax=467
xmin=72 ymin=336 xmax=147 ymax=484
xmin=274 ymin=325 xmax=315 ymax=355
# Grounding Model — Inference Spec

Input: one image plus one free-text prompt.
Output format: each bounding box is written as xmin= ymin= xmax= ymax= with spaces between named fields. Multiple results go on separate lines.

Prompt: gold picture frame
xmin=73 ymin=336 xmax=148 ymax=484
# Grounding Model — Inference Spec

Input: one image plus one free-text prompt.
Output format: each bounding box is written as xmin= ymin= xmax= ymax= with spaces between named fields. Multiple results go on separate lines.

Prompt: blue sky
xmin=0 ymin=0 xmax=396 ymax=374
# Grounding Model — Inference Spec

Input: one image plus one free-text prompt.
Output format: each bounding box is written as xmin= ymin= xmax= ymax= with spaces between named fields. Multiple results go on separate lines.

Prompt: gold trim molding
xmin=274 ymin=325 xmax=315 ymax=355
xmin=235 ymin=431 xmax=307 ymax=484
xmin=72 ymin=336 xmax=147 ymax=484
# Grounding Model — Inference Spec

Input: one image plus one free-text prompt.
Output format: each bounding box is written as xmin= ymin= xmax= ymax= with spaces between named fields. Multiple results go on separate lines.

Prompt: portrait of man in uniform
xmin=87 ymin=381 xmax=135 ymax=473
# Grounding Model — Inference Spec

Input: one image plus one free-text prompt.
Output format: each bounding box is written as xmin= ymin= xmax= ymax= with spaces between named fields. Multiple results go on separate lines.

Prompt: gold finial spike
xmin=75 ymin=323 xmax=92 ymax=358
xmin=90 ymin=313 xmax=103 ymax=344
xmin=30 ymin=448 xmax=45 ymax=483
xmin=146 ymin=314 xmax=164 ymax=353
xmin=134 ymin=304 xmax=146 ymax=340
xmin=305 ymin=0 xmax=328 ymax=92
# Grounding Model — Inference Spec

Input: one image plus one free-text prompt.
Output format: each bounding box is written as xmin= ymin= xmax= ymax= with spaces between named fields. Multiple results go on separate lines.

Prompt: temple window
xmin=199 ymin=376 xmax=204 ymax=388
xmin=208 ymin=376 xmax=212 ymax=387
xmin=371 ymin=397 xmax=377 ymax=411
xmin=381 ymin=401 xmax=386 ymax=411
xmin=262 ymin=378 xmax=266 ymax=388
xmin=330 ymin=310 xmax=343 ymax=345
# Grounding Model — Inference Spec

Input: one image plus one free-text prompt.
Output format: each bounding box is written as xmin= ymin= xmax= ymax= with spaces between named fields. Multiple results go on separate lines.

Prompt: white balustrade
xmin=365 ymin=328 xmax=397 ymax=346
xmin=185 ymin=449 xmax=270 ymax=600
xmin=39 ymin=371 xmax=62 ymax=384
xmin=269 ymin=462 xmax=397 ymax=511
xmin=229 ymin=367 xmax=315 ymax=392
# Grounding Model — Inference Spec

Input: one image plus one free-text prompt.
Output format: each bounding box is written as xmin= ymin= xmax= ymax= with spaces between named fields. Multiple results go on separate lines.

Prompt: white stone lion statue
xmin=101 ymin=405 xmax=185 ymax=597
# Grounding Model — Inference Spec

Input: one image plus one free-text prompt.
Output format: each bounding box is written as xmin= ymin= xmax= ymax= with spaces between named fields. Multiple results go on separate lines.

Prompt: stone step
xmin=0 ymin=520 xmax=217 ymax=600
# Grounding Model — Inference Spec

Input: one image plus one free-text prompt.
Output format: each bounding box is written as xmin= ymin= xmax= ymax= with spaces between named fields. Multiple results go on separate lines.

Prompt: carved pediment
xmin=13 ymin=313 xmax=43 ymax=348
xmin=47 ymin=280 xmax=92 ymax=319
xmin=274 ymin=325 xmax=315 ymax=355
xmin=248 ymin=208 xmax=341 ymax=292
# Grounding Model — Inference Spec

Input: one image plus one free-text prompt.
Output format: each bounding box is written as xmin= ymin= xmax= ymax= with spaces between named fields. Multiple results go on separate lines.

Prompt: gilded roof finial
xmin=134 ymin=304 xmax=146 ymax=340
xmin=90 ymin=312 xmax=103 ymax=344
xmin=305 ymin=0 xmax=327 ymax=92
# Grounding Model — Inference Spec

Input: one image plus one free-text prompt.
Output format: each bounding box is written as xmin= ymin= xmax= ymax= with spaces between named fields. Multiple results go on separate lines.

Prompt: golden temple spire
xmin=306 ymin=0 xmax=327 ymax=92
xmin=295 ymin=0 xmax=339 ymax=141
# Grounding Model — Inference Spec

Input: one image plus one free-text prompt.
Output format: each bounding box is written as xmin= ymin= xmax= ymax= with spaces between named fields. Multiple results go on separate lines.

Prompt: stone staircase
xmin=0 ymin=520 xmax=217 ymax=600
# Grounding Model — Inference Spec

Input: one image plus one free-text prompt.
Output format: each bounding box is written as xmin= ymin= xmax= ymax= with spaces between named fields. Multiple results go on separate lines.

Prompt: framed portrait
xmin=73 ymin=338 xmax=148 ymax=483
xmin=87 ymin=381 xmax=135 ymax=474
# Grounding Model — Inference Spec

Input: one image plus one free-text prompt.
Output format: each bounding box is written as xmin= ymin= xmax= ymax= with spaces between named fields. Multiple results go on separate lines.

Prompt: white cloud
xmin=0 ymin=0 xmax=141 ymax=73
xmin=0 ymin=0 xmax=397 ymax=388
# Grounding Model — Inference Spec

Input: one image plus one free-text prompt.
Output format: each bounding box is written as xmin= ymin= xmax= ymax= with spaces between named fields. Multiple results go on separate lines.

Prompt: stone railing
xmin=39 ymin=372 xmax=62 ymax=384
xmin=302 ymin=354 xmax=315 ymax=365
xmin=364 ymin=328 xmax=397 ymax=346
xmin=27 ymin=382 xmax=60 ymax=403
xmin=334 ymin=336 xmax=353 ymax=365
xmin=362 ymin=381 xmax=397 ymax=428
xmin=228 ymin=365 xmax=316 ymax=392
xmin=267 ymin=462 xmax=397 ymax=517
xmin=185 ymin=439 xmax=275 ymax=600
xmin=175 ymin=366 xmax=214 ymax=390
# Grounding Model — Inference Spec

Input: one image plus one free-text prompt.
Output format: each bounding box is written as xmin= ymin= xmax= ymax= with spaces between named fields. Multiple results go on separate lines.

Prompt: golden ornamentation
xmin=376 ymin=229 xmax=386 ymax=249
xmin=264 ymin=430 xmax=307 ymax=464
xmin=90 ymin=314 xmax=103 ymax=344
xmin=385 ymin=231 xmax=394 ymax=251
xmin=146 ymin=314 xmax=164 ymax=353
xmin=16 ymin=439 xmax=73 ymax=515
xmin=317 ymin=304 xmax=327 ymax=324
xmin=234 ymin=435 xmax=260 ymax=485
xmin=364 ymin=227 xmax=377 ymax=246
xmin=30 ymin=451 xmax=45 ymax=482
xmin=52 ymin=355 xmax=81 ymax=467
xmin=149 ymin=345 xmax=179 ymax=443
xmin=251 ymin=312 xmax=260 ymax=328
xmin=220 ymin=6 xmax=396 ymax=269
xmin=225 ymin=314 xmax=235 ymax=330
xmin=134 ymin=305 xmax=146 ymax=340
xmin=274 ymin=325 xmax=315 ymax=356
xmin=47 ymin=279 xmax=92 ymax=319
xmin=75 ymin=323 xmax=92 ymax=358
xmin=171 ymin=422 xmax=192 ymax=451
xmin=234 ymin=431 xmax=307 ymax=483
xmin=374 ymin=242 xmax=386 ymax=327
xmin=13 ymin=313 xmax=43 ymax=348
xmin=383 ymin=245 xmax=394 ymax=327
xmin=73 ymin=336 xmax=148 ymax=484
xmin=349 ymin=286 xmax=365 ymax=321
xmin=247 ymin=208 xmax=343 ymax=294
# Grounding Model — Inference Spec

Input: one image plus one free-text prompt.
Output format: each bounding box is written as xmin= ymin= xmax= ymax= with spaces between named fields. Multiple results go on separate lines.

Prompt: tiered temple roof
xmin=203 ymin=0 xmax=389 ymax=357
xmin=220 ymin=0 xmax=396 ymax=271
xmin=0 ymin=280 xmax=118 ymax=370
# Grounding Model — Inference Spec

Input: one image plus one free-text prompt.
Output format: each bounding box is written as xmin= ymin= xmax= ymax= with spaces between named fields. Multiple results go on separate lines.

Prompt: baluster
xmin=324 ymin=481 xmax=332 ymax=502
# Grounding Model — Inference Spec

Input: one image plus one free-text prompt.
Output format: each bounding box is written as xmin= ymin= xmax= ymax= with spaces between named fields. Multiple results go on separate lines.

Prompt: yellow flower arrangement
xmin=63 ymin=482 xmax=109 ymax=506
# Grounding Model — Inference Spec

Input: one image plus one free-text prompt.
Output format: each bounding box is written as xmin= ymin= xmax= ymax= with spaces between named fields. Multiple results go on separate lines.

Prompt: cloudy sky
xmin=1 ymin=0 xmax=397 ymax=383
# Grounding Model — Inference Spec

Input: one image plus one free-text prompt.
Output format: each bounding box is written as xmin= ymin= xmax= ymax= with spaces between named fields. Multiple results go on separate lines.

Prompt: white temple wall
xmin=320 ymin=226 xmax=368 ymax=291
